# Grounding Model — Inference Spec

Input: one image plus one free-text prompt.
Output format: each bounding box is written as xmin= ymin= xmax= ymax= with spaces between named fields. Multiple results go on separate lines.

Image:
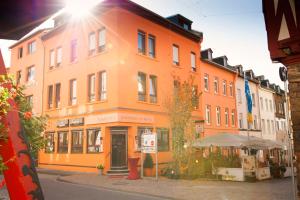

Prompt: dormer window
xmin=183 ymin=24 xmax=189 ymax=30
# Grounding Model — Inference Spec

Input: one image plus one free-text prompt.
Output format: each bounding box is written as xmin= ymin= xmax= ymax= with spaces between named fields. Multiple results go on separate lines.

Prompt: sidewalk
xmin=57 ymin=173 xmax=293 ymax=200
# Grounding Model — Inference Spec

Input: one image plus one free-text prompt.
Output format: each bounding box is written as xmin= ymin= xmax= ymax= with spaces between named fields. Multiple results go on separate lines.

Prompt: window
xmin=45 ymin=132 xmax=55 ymax=153
xmin=222 ymin=80 xmax=227 ymax=95
xmin=231 ymin=110 xmax=235 ymax=126
xmin=265 ymin=99 xmax=268 ymax=111
xmin=225 ymin=108 xmax=229 ymax=126
xmin=26 ymin=95 xmax=33 ymax=107
xmin=149 ymin=75 xmax=157 ymax=103
xmin=98 ymin=71 xmax=107 ymax=101
xmin=216 ymin=106 xmax=221 ymax=126
xmin=262 ymin=119 xmax=265 ymax=134
xmin=70 ymin=79 xmax=77 ymax=105
xmin=260 ymin=97 xmax=264 ymax=110
xmin=55 ymin=83 xmax=61 ymax=108
xmin=191 ymin=52 xmax=196 ymax=72
xmin=98 ymin=28 xmax=106 ymax=52
xmin=138 ymin=72 xmax=146 ymax=101
xmin=214 ymin=77 xmax=219 ymax=94
xmin=138 ymin=31 xmax=146 ymax=54
xmin=71 ymin=130 xmax=83 ymax=153
xmin=137 ymin=127 xmax=153 ymax=150
xmin=88 ymin=74 xmax=96 ymax=102
xmin=276 ymin=121 xmax=280 ymax=131
xmin=183 ymin=24 xmax=189 ymax=30
xmin=267 ymin=120 xmax=270 ymax=134
xmin=148 ymin=35 xmax=155 ymax=58
xmin=58 ymin=132 xmax=68 ymax=153
xmin=88 ymin=32 xmax=96 ymax=55
xmin=28 ymin=41 xmax=36 ymax=54
xmin=205 ymin=105 xmax=211 ymax=124
xmin=18 ymin=47 xmax=23 ymax=59
xmin=87 ymin=129 xmax=102 ymax=153
xmin=252 ymin=93 xmax=255 ymax=106
xmin=269 ymin=100 xmax=273 ymax=112
xmin=16 ymin=70 xmax=21 ymax=84
xmin=204 ymin=74 xmax=209 ymax=91
xmin=57 ymin=47 xmax=62 ymax=66
xmin=239 ymin=113 xmax=243 ymax=129
xmin=254 ymin=115 xmax=257 ymax=129
xmin=271 ymin=120 xmax=274 ymax=133
xmin=48 ymin=85 xmax=53 ymax=109
xmin=237 ymin=89 xmax=242 ymax=103
xmin=50 ymin=49 xmax=55 ymax=67
xmin=27 ymin=66 xmax=35 ymax=82
xmin=70 ymin=39 xmax=78 ymax=62
xmin=229 ymin=82 xmax=233 ymax=96
xmin=172 ymin=44 xmax=179 ymax=65
xmin=157 ymin=128 xmax=169 ymax=151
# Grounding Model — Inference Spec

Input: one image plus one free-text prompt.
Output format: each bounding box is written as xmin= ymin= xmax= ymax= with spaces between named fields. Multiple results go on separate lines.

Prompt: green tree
xmin=0 ymin=74 xmax=47 ymax=171
xmin=165 ymin=76 xmax=201 ymax=176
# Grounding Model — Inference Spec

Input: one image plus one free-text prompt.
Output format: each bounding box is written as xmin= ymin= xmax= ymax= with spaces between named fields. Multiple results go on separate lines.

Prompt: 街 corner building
xmin=8 ymin=0 xmax=289 ymax=176
xmin=9 ymin=0 xmax=205 ymax=174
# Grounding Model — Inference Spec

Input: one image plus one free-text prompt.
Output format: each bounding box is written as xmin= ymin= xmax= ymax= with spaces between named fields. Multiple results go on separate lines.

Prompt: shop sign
xmin=142 ymin=132 xmax=156 ymax=153
xmin=56 ymin=119 xmax=69 ymax=128
xmin=69 ymin=117 xmax=84 ymax=126
xmin=242 ymin=156 xmax=256 ymax=173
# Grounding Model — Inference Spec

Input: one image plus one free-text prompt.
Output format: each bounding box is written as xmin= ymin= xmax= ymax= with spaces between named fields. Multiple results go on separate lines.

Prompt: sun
xmin=64 ymin=0 xmax=102 ymax=19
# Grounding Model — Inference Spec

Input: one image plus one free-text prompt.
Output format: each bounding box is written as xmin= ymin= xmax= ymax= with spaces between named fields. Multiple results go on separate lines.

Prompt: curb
xmin=56 ymin=176 xmax=183 ymax=200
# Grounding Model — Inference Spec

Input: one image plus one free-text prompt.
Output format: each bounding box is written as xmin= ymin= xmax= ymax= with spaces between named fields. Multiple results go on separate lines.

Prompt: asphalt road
xmin=39 ymin=174 xmax=168 ymax=200
xmin=1 ymin=174 xmax=168 ymax=200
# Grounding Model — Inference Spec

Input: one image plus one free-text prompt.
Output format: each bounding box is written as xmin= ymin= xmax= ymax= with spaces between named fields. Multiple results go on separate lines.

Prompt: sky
xmin=0 ymin=0 xmax=284 ymax=87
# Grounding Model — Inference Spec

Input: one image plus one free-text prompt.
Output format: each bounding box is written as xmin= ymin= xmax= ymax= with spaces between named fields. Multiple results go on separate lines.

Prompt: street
xmin=0 ymin=174 xmax=167 ymax=200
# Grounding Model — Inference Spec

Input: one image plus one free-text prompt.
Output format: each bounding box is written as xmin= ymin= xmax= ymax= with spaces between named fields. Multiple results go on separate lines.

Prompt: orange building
xmin=200 ymin=49 xmax=238 ymax=136
xmin=10 ymin=0 xmax=203 ymax=173
xmin=9 ymin=29 xmax=50 ymax=115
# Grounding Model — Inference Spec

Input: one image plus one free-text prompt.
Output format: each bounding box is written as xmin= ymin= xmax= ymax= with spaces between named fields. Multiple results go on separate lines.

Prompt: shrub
xmin=143 ymin=153 xmax=153 ymax=168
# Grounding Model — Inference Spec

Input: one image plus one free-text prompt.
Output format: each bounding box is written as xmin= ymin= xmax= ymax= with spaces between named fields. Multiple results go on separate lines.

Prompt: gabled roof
xmin=9 ymin=28 xmax=51 ymax=49
xmin=42 ymin=0 xmax=202 ymax=42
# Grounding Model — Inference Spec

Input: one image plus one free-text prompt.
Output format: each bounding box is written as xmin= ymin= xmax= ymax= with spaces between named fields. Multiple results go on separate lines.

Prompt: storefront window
xmin=71 ymin=130 xmax=83 ymax=153
xmin=87 ymin=129 xmax=102 ymax=153
xmin=157 ymin=128 xmax=169 ymax=151
xmin=58 ymin=131 xmax=68 ymax=153
xmin=45 ymin=132 xmax=55 ymax=153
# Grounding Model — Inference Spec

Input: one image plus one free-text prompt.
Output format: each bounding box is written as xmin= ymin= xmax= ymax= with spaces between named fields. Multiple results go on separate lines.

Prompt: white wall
xmin=258 ymin=87 xmax=276 ymax=141
xmin=236 ymin=76 xmax=261 ymax=138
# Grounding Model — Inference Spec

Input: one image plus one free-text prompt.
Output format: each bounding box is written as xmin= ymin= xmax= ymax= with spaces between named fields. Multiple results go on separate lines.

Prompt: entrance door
xmin=111 ymin=129 xmax=127 ymax=168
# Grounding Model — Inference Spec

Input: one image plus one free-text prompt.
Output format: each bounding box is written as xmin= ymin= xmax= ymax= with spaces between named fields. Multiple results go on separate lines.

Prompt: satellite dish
xmin=279 ymin=66 xmax=288 ymax=81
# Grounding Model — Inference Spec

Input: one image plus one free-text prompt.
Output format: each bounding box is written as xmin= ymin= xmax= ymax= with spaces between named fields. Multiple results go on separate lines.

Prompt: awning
xmin=192 ymin=133 xmax=284 ymax=150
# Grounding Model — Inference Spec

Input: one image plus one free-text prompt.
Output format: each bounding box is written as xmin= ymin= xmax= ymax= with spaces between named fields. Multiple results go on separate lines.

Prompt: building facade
xmin=10 ymin=29 xmax=50 ymax=115
xmin=200 ymin=49 xmax=238 ymax=136
xmin=258 ymin=79 xmax=277 ymax=141
xmin=10 ymin=0 xmax=203 ymax=173
xmin=235 ymin=67 xmax=262 ymax=138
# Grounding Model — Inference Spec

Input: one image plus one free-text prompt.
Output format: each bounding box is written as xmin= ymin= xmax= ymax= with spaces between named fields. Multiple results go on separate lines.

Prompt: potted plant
xmin=96 ymin=164 xmax=104 ymax=175
xmin=143 ymin=153 xmax=154 ymax=177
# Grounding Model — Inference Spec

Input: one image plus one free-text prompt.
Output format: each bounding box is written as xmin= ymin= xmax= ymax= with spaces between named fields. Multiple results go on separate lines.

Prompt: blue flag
xmin=244 ymin=76 xmax=253 ymax=123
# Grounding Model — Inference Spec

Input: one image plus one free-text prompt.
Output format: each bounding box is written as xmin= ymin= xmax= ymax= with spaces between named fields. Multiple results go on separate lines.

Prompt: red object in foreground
xmin=0 ymin=179 xmax=5 ymax=189
xmin=0 ymin=50 xmax=44 ymax=199
xmin=127 ymin=157 xmax=140 ymax=180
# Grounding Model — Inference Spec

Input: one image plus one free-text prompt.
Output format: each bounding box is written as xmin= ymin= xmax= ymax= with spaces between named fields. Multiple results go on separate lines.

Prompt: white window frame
xmin=205 ymin=105 xmax=211 ymax=125
xmin=191 ymin=52 xmax=196 ymax=72
xmin=204 ymin=74 xmax=209 ymax=92
xmin=216 ymin=106 xmax=221 ymax=126
xmin=172 ymin=45 xmax=179 ymax=65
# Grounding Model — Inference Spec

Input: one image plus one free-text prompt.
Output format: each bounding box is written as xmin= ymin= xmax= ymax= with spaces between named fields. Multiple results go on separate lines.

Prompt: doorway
xmin=111 ymin=128 xmax=127 ymax=168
